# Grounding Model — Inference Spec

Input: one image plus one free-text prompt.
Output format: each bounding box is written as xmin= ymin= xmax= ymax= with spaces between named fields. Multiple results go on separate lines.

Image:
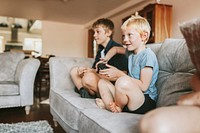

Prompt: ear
xmin=141 ymin=32 xmax=148 ymax=42
xmin=106 ymin=30 xmax=112 ymax=37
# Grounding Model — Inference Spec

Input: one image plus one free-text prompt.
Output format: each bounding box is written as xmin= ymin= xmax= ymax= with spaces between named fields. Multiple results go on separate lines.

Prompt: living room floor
xmin=0 ymin=85 xmax=66 ymax=133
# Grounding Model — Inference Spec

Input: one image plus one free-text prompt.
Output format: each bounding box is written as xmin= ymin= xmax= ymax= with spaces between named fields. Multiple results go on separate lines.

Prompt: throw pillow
xmin=179 ymin=17 xmax=200 ymax=74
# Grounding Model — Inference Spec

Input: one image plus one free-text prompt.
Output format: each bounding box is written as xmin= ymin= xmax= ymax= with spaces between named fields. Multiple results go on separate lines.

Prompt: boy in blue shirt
xmin=96 ymin=15 xmax=159 ymax=114
xmin=140 ymin=17 xmax=200 ymax=133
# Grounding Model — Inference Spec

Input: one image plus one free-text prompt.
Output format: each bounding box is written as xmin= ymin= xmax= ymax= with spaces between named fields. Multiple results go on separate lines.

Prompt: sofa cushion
xmin=156 ymin=38 xmax=196 ymax=107
xmin=0 ymin=81 xmax=19 ymax=96
xmin=147 ymin=43 xmax=162 ymax=55
xmin=49 ymin=88 xmax=98 ymax=131
xmin=79 ymin=108 xmax=142 ymax=133
xmin=0 ymin=51 xmax=25 ymax=82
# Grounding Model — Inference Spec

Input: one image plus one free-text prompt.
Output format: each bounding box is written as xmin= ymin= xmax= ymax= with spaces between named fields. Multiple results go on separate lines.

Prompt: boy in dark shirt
xmin=70 ymin=18 xmax=128 ymax=98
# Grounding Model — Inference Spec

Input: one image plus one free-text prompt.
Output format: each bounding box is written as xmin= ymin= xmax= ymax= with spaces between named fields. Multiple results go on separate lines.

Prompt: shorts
xmin=122 ymin=94 xmax=156 ymax=114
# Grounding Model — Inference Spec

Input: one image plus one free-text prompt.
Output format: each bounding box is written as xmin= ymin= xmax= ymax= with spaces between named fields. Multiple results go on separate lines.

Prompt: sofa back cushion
xmin=156 ymin=38 xmax=196 ymax=107
xmin=0 ymin=51 xmax=25 ymax=82
xmin=49 ymin=57 xmax=94 ymax=90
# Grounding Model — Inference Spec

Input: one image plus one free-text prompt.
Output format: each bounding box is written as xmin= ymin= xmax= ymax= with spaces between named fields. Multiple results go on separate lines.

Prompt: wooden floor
xmin=0 ymin=89 xmax=66 ymax=133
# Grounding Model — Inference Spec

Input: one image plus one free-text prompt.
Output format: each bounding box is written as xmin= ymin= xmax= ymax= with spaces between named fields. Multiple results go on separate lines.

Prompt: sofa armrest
xmin=49 ymin=57 xmax=94 ymax=91
xmin=15 ymin=58 xmax=40 ymax=106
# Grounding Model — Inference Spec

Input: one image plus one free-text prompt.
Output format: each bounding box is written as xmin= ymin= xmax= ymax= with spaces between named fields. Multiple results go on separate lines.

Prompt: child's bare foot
xmin=177 ymin=91 xmax=200 ymax=106
xmin=109 ymin=102 xmax=122 ymax=113
xmin=95 ymin=98 xmax=106 ymax=109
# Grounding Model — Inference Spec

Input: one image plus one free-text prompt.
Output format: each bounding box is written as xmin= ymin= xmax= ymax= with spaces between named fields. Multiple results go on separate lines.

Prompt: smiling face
xmin=121 ymin=15 xmax=150 ymax=54
xmin=93 ymin=25 xmax=112 ymax=47
xmin=121 ymin=25 xmax=147 ymax=54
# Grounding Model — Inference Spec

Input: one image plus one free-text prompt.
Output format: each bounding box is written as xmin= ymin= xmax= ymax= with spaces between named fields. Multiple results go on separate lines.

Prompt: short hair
xmin=92 ymin=18 xmax=114 ymax=33
xmin=121 ymin=15 xmax=151 ymax=43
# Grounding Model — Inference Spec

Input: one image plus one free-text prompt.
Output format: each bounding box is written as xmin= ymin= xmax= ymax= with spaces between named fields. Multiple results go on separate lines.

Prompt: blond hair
xmin=121 ymin=14 xmax=151 ymax=43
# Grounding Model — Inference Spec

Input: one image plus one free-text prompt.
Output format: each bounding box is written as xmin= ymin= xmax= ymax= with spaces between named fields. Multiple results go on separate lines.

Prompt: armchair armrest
xmin=15 ymin=58 xmax=40 ymax=106
xmin=49 ymin=57 xmax=94 ymax=91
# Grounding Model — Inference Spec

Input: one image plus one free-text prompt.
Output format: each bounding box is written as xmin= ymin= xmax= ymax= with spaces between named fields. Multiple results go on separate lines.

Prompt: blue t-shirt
xmin=127 ymin=47 xmax=159 ymax=101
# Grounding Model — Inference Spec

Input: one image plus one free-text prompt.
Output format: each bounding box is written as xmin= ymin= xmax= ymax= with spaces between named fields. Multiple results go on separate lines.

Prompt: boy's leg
xmin=139 ymin=106 xmax=200 ymax=133
xmin=112 ymin=75 xmax=145 ymax=112
xmin=96 ymin=79 xmax=115 ymax=110
xmin=82 ymin=71 xmax=100 ymax=96
xmin=70 ymin=67 xmax=83 ymax=92
xmin=70 ymin=67 xmax=98 ymax=98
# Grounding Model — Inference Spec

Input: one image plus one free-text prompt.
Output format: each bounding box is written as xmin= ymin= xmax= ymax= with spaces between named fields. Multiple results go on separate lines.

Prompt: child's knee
xmin=82 ymin=72 xmax=98 ymax=87
xmin=70 ymin=67 xmax=78 ymax=76
xmin=115 ymin=76 xmax=128 ymax=87
xmin=83 ymin=73 xmax=96 ymax=82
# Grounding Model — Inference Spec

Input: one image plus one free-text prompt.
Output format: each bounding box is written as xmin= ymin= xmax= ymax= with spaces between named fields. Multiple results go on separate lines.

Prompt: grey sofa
xmin=0 ymin=51 xmax=40 ymax=115
xmin=49 ymin=38 xmax=195 ymax=133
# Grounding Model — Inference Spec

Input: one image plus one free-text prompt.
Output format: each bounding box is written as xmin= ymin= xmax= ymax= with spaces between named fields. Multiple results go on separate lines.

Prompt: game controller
xmin=97 ymin=63 xmax=108 ymax=73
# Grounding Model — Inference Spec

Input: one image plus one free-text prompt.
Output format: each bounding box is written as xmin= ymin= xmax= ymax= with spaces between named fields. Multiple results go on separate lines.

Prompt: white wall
xmin=160 ymin=0 xmax=200 ymax=38
xmin=42 ymin=21 xmax=88 ymax=57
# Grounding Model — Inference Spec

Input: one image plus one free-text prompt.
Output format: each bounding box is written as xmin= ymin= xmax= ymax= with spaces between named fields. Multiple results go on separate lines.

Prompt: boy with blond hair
xmin=96 ymin=15 xmax=159 ymax=114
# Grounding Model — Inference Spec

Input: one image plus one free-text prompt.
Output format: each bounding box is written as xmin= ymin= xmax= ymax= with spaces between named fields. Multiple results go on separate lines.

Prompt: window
xmin=23 ymin=38 xmax=42 ymax=57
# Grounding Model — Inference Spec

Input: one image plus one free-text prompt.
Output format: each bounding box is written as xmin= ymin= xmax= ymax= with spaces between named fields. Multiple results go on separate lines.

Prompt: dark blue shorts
xmin=122 ymin=94 xmax=156 ymax=114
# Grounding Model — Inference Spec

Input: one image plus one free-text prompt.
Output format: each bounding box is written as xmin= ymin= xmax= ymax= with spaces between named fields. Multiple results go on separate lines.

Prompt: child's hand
xmin=95 ymin=60 xmax=107 ymax=72
xmin=99 ymin=64 xmax=123 ymax=81
xmin=77 ymin=67 xmax=89 ymax=77
xmin=177 ymin=91 xmax=200 ymax=106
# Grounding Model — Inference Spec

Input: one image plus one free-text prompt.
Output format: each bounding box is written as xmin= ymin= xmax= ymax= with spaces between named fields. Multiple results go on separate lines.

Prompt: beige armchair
xmin=0 ymin=51 xmax=40 ymax=115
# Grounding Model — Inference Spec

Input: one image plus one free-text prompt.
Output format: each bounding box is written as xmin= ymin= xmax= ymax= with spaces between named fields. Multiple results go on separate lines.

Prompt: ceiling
xmin=0 ymin=0 xmax=144 ymax=26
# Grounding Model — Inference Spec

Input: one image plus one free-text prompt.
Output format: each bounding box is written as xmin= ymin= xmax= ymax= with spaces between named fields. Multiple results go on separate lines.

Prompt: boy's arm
xmin=103 ymin=47 xmax=126 ymax=62
xmin=98 ymin=64 xmax=127 ymax=81
xmin=137 ymin=67 xmax=153 ymax=92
